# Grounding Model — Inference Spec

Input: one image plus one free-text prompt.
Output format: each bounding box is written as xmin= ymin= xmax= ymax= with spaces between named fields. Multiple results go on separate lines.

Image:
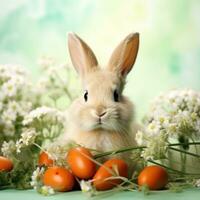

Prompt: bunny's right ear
xmin=68 ymin=33 xmax=98 ymax=78
xmin=107 ymin=33 xmax=139 ymax=77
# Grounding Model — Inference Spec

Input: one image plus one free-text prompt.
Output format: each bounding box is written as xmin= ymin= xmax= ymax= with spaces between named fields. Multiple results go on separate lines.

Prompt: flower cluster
xmin=30 ymin=167 xmax=55 ymax=195
xmin=0 ymin=60 xmax=78 ymax=190
xmin=36 ymin=56 xmax=79 ymax=108
xmin=136 ymin=89 xmax=200 ymax=160
xmin=46 ymin=142 xmax=76 ymax=166
xmin=0 ymin=65 xmax=46 ymax=158
xmin=0 ymin=58 xmax=78 ymax=155
xmin=30 ymin=167 xmax=45 ymax=189
xmin=16 ymin=128 xmax=38 ymax=153
xmin=23 ymin=106 xmax=65 ymax=141
xmin=1 ymin=140 xmax=16 ymax=157
xmin=0 ymin=65 xmax=41 ymax=139
xmin=145 ymin=89 xmax=200 ymax=139
xmin=80 ymin=180 xmax=95 ymax=197
xmin=195 ymin=179 xmax=200 ymax=188
xmin=136 ymin=132 xmax=168 ymax=160
xmin=9 ymin=106 xmax=67 ymax=160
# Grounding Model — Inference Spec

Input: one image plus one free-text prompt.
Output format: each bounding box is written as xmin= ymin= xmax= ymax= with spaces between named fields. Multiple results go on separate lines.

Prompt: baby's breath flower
xmin=16 ymin=128 xmax=38 ymax=152
xmin=16 ymin=140 xmax=23 ymax=153
xmin=30 ymin=167 xmax=45 ymax=189
xmin=39 ymin=186 xmax=55 ymax=196
xmin=38 ymin=56 xmax=56 ymax=71
xmin=23 ymin=106 xmax=65 ymax=126
xmin=2 ymin=109 xmax=17 ymax=122
xmin=3 ymin=122 xmax=15 ymax=136
xmin=139 ymin=89 xmax=200 ymax=167
xmin=0 ymin=62 xmax=76 ymax=192
xmin=1 ymin=140 xmax=16 ymax=157
xmin=141 ymin=133 xmax=168 ymax=161
xmin=135 ymin=131 xmax=146 ymax=146
xmin=80 ymin=180 xmax=93 ymax=193
xmin=147 ymin=121 xmax=161 ymax=136
xmin=1 ymin=80 xmax=17 ymax=97
xmin=22 ymin=106 xmax=65 ymax=141
xmin=7 ymin=100 xmax=20 ymax=113
xmin=36 ymin=56 xmax=77 ymax=106
xmin=46 ymin=141 xmax=76 ymax=165
xmin=144 ymin=89 xmax=200 ymax=140
xmin=0 ymin=64 xmax=42 ymax=139
xmin=21 ymin=128 xmax=38 ymax=145
xmin=195 ymin=179 xmax=200 ymax=188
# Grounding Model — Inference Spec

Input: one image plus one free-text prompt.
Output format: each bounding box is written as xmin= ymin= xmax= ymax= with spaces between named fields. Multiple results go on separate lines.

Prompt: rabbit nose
xmin=98 ymin=111 xmax=107 ymax=118
xmin=95 ymin=105 xmax=107 ymax=118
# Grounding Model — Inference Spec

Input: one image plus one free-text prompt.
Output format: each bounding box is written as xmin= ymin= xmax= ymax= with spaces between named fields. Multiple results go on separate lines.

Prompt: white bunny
xmin=59 ymin=33 xmax=140 ymax=162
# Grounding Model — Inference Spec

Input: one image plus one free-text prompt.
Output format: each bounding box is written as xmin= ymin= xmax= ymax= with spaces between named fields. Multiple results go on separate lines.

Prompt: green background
xmin=1 ymin=0 xmax=200 ymax=120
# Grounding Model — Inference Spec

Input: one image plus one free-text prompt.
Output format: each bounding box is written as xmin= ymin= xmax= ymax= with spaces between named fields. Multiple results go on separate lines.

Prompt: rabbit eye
xmin=84 ymin=90 xmax=88 ymax=102
xmin=113 ymin=90 xmax=119 ymax=102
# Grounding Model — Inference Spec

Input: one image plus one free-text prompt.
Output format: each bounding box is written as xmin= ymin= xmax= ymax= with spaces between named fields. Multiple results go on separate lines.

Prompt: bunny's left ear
xmin=68 ymin=33 xmax=98 ymax=78
xmin=107 ymin=33 xmax=139 ymax=77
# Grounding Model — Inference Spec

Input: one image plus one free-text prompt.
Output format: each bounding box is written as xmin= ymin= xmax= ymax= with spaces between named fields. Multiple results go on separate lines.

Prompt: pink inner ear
xmin=121 ymin=37 xmax=139 ymax=76
xmin=68 ymin=33 xmax=98 ymax=77
xmin=107 ymin=33 xmax=139 ymax=77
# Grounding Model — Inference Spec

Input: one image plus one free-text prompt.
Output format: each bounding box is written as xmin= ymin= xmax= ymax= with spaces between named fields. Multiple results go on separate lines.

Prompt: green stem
xmin=33 ymin=142 xmax=46 ymax=153
xmin=54 ymin=71 xmax=73 ymax=101
xmin=169 ymin=147 xmax=200 ymax=158
xmin=94 ymin=146 xmax=145 ymax=159
xmin=148 ymin=160 xmax=200 ymax=176
xmin=94 ymin=142 xmax=200 ymax=159
xmin=169 ymin=142 xmax=200 ymax=147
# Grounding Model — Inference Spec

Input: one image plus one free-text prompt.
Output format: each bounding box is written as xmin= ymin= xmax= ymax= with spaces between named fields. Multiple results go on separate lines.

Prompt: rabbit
xmin=58 ymin=32 xmax=141 ymax=164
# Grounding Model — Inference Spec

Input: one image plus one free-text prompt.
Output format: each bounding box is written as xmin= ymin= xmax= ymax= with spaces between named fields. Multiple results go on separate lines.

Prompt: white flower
xmin=3 ymin=122 xmax=15 ymax=136
xmin=16 ymin=128 xmax=38 ymax=152
xmin=141 ymin=133 xmax=168 ymax=161
xmin=46 ymin=142 xmax=75 ymax=165
xmin=23 ymin=106 xmax=64 ymax=125
xmin=46 ymin=67 xmax=57 ymax=77
xmin=30 ymin=167 xmax=45 ymax=189
xmin=135 ymin=131 xmax=146 ymax=146
xmin=141 ymin=89 xmax=200 ymax=163
xmin=145 ymin=89 xmax=200 ymax=139
xmin=1 ymin=109 xmax=17 ymax=122
xmin=1 ymin=140 xmax=16 ymax=157
xmin=80 ymin=180 xmax=93 ymax=193
xmin=1 ymin=80 xmax=17 ymax=97
xmin=40 ymin=186 xmax=55 ymax=196
xmin=35 ymin=77 xmax=50 ymax=93
xmin=0 ymin=64 xmax=42 ymax=139
xmin=18 ymin=101 xmax=33 ymax=116
xmin=38 ymin=56 xmax=56 ymax=71
xmin=147 ymin=121 xmax=161 ymax=136
xmin=16 ymin=140 xmax=23 ymax=153
xmin=7 ymin=100 xmax=20 ymax=114
xmin=195 ymin=179 xmax=200 ymax=188
xmin=21 ymin=128 xmax=38 ymax=145
xmin=12 ymin=75 xmax=25 ymax=86
xmin=22 ymin=106 xmax=65 ymax=140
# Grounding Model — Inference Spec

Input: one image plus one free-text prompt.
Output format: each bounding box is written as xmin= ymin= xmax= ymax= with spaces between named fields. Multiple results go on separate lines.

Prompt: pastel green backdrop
xmin=1 ymin=0 xmax=200 ymax=121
